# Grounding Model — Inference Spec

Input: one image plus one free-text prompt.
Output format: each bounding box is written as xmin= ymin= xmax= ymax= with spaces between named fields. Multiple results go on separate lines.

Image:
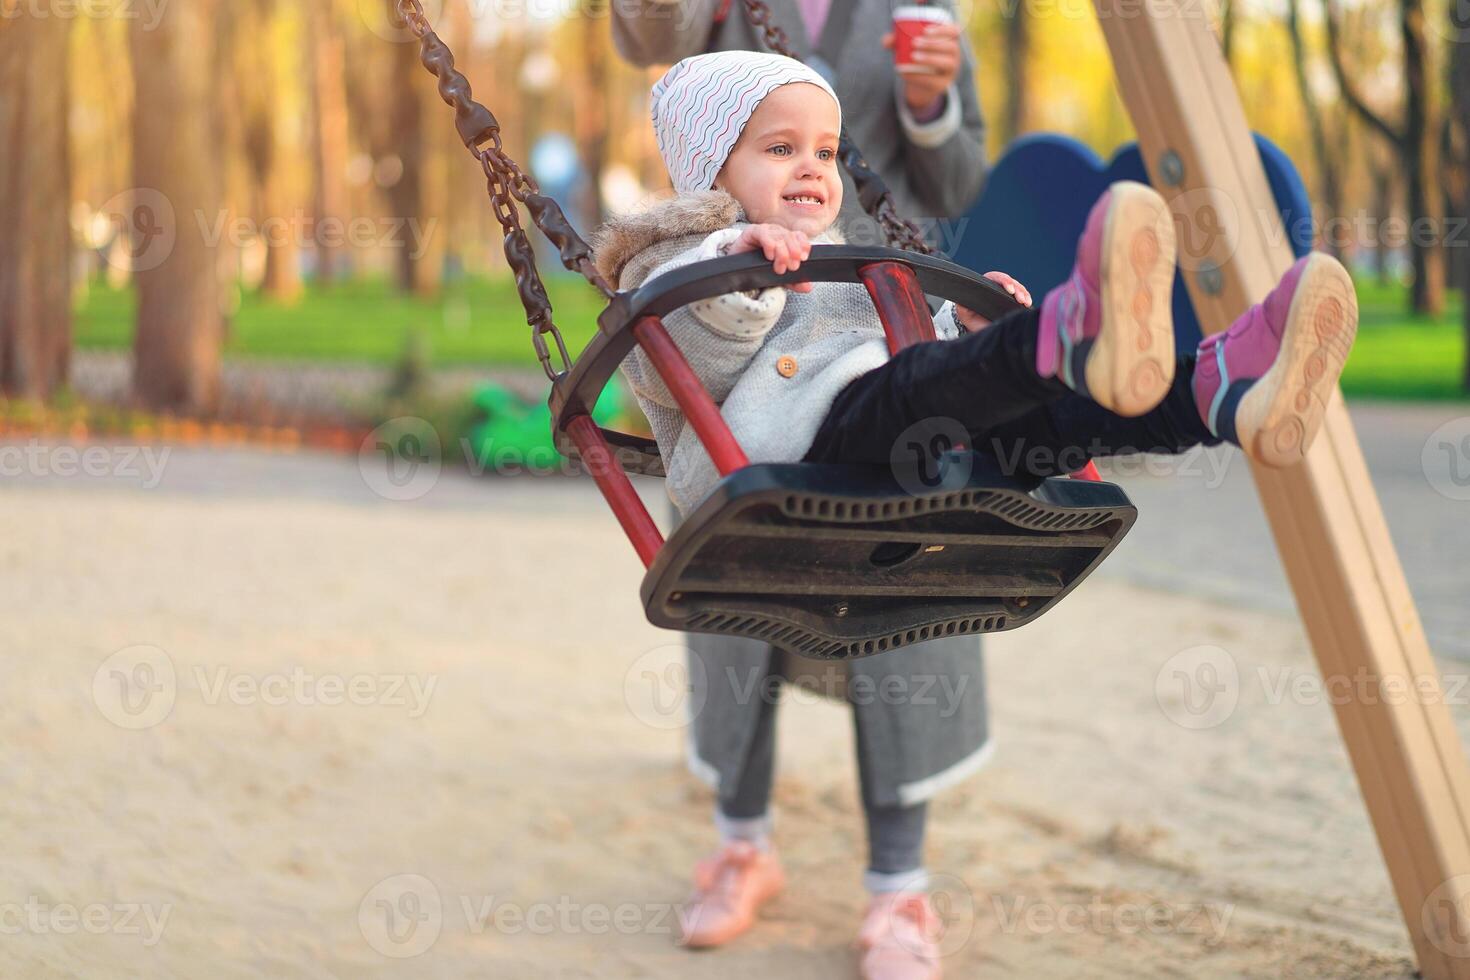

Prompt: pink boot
xmin=677 ymin=840 xmax=786 ymax=948
xmin=856 ymin=892 xmax=944 ymax=980
xmin=1192 ymin=252 xmax=1358 ymax=467
xmin=1037 ymin=180 xmax=1178 ymax=417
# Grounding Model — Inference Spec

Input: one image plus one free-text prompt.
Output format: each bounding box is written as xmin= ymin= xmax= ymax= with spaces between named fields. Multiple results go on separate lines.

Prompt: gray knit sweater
xmin=594 ymin=190 xmax=959 ymax=515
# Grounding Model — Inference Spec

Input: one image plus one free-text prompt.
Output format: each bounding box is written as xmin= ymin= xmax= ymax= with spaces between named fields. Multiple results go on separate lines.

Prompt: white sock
xmin=863 ymin=868 xmax=929 ymax=895
xmin=714 ymin=807 xmax=773 ymax=852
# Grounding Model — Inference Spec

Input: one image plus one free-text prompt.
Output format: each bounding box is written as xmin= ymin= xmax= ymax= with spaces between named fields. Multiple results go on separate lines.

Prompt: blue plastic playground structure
xmin=950 ymin=133 xmax=1314 ymax=350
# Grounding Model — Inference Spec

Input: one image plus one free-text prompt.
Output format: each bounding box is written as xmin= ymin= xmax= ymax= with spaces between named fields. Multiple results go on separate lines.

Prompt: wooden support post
xmin=1095 ymin=1 xmax=1470 ymax=974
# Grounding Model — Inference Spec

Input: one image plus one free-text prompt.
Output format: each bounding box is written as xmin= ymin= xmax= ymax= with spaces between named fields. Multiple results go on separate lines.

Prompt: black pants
xmin=803 ymin=307 xmax=1220 ymax=474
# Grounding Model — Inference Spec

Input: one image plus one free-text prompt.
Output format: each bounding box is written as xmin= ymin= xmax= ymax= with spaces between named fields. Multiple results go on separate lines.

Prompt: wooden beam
xmin=1093 ymin=1 xmax=1470 ymax=974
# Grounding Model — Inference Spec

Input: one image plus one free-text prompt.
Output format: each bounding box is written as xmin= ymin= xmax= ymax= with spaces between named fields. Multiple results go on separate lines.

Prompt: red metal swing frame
xmin=560 ymin=257 xmax=1101 ymax=572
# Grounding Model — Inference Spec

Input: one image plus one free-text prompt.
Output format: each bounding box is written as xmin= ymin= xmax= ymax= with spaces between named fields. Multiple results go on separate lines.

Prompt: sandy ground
xmin=0 ymin=447 xmax=1458 ymax=978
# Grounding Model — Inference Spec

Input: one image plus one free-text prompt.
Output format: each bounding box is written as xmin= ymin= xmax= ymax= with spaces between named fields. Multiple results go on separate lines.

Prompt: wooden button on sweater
xmin=776 ymin=356 xmax=798 ymax=378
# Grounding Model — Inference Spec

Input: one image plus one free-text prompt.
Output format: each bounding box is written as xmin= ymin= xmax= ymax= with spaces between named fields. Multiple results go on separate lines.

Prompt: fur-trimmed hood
xmin=591 ymin=189 xmax=843 ymax=287
xmin=592 ymin=190 xmax=743 ymax=286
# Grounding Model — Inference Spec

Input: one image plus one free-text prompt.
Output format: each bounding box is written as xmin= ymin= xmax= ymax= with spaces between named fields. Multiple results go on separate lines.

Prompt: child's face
xmin=713 ymin=83 xmax=843 ymax=238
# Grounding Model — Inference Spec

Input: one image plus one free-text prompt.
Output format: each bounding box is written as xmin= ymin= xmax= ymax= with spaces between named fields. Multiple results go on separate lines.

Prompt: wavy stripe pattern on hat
xmin=650 ymin=52 xmax=842 ymax=195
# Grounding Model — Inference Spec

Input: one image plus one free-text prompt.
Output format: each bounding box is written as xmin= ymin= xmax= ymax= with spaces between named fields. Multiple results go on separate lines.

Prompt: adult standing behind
xmin=613 ymin=0 xmax=987 ymax=247
xmin=610 ymin=8 xmax=991 ymax=979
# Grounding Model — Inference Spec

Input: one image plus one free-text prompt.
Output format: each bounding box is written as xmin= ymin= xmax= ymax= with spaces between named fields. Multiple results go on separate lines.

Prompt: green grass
xmin=74 ymin=274 xmax=607 ymax=368
xmin=74 ymin=273 xmax=1470 ymax=400
xmin=1340 ymin=279 xmax=1468 ymax=401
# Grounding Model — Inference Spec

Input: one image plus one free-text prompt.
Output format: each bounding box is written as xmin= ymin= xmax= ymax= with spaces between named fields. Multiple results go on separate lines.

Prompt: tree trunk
xmin=387 ymin=0 xmax=441 ymax=297
xmin=0 ymin=13 xmax=73 ymax=401
xmin=1003 ymin=0 xmax=1031 ymax=142
xmin=1368 ymin=152 xmax=1394 ymax=285
xmin=1451 ymin=0 xmax=1470 ymax=389
xmin=1285 ymin=0 xmax=1343 ymax=257
xmin=1323 ymin=0 xmax=1444 ymax=313
xmin=1401 ymin=0 xmax=1444 ymax=314
xmin=241 ymin=0 xmax=302 ymax=304
xmin=577 ymin=11 xmax=610 ymax=227
xmin=130 ymin=0 xmax=223 ymax=413
xmin=260 ymin=179 xmax=304 ymax=302
xmin=1220 ymin=0 xmax=1236 ymax=67
xmin=208 ymin=1 xmax=244 ymax=333
xmin=1440 ymin=116 xmax=1468 ymax=291
xmin=310 ymin=1 xmax=351 ymax=283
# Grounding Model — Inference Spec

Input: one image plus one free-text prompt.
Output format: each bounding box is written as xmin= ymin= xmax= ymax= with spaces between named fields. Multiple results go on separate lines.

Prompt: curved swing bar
xmin=551 ymin=247 xmax=1136 ymax=658
xmin=550 ymin=244 xmax=1024 ymax=476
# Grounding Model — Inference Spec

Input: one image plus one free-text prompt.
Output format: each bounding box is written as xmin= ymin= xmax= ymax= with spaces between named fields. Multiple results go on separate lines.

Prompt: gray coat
xmin=606 ymin=0 xmax=991 ymax=807
xmin=611 ymin=0 xmax=988 ymax=254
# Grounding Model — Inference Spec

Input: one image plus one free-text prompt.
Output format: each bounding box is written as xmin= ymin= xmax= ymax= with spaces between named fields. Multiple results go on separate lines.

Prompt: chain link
xmin=392 ymin=0 xmax=937 ymax=381
xmin=393 ymin=0 xmax=612 ymax=382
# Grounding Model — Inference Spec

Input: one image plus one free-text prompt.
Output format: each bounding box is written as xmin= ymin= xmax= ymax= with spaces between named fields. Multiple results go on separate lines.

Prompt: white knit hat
xmin=650 ymin=52 xmax=842 ymax=195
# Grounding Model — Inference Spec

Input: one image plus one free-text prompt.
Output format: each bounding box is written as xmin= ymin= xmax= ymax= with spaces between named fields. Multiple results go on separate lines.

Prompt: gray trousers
xmin=672 ymin=502 xmax=991 ymax=878
xmin=713 ymin=647 xmax=928 ymax=876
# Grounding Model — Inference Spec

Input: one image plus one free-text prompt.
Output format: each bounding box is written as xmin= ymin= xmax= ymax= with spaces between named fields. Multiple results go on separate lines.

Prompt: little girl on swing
xmin=593 ymin=50 xmax=1357 ymax=974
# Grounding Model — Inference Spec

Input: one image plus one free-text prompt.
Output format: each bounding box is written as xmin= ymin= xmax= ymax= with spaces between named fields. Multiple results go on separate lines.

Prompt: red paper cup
xmin=892 ymin=5 xmax=954 ymax=74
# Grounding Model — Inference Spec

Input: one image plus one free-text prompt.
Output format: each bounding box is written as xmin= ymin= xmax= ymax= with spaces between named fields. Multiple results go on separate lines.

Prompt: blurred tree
xmin=240 ymin=0 xmax=305 ymax=303
xmin=1285 ymin=0 xmax=1343 ymax=257
xmin=384 ymin=0 xmax=443 ymax=296
xmin=1366 ymin=144 xmax=1396 ymax=285
xmin=994 ymin=3 xmax=1133 ymax=159
xmin=0 ymin=13 xmax=73 ymax=400
xmin=1442 ymin=115 xmax=1466 ymax=290
xmin=1220 ymin=0 xmax=1237 ymax=67
xmin=1324 ymin=0 xmax=1444 ymax=314
xmin=130 ymin=0 xmax=223 ymax=412
xmin=1001 ymin=1 xmax=1031 ymax=143
xmin=575 ymin=4 xmax=612 ymax=225
xmin=1450 ymin=0 xmax=1470 ymax=389
xmin=310 ymin=0 xmax=351 ymax=282
xmin=211 ymin=2 xmax=245 ymax=315
xmin=69 ymin=20 xmax=132 ymax=211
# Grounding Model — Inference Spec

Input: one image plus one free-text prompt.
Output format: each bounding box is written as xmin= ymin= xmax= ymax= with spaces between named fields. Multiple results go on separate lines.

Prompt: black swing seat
xmin=548 ymin=245 xmax=1142 ymax=660
xmin=643 ymin=451 xmax=1136 ymax=660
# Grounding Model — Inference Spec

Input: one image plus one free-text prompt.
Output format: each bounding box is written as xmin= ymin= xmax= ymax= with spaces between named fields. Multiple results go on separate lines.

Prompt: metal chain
xmin=393 ymin=0 xmax=613 ymax=382
xmin=736 ymin=0 xmax=936 ymax=255
xmin=392 ymin=0 xmax=935 ymax=381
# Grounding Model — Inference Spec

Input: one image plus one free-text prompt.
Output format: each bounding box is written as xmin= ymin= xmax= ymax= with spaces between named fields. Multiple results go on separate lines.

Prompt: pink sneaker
xmin=1037 ymin=180 xmax=1178 ymax=417
xmin=856 ymin=892 xmax=944 ymax=980
xmin=1192 ymin=252 xmax=1358 ymax=467
xmin=677 ymin=841 xmax=785 ymax=948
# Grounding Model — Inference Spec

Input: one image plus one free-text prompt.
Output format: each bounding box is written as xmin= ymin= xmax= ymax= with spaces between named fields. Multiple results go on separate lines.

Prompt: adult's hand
xmin=881 ymin=23 xmax=964 ymax=113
